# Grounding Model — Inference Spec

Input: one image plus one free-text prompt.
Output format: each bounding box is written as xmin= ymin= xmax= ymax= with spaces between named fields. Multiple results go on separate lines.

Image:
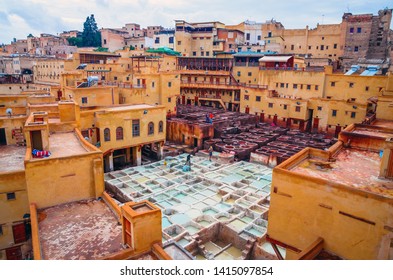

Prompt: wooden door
xmin=12 ymin=223 xmax=26 ymax=244
xmin=6 ymin=246 xmax=22 ymax=260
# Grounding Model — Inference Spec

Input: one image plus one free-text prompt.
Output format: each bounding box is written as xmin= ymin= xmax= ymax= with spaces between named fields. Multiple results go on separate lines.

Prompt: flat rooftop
xmin=291 ymin=148 xmax=393 ymax=198
xmin=46 ymin=132 xmax=88 ymax=158
xmin=372 ymin=119 xmax=393 ymax=130
xmin=0 ymin=145 xmax=26 ymax=172
xmin=352 ymin=127 xmax=393 ymax=138
xmin=103 ymin=104 xmax=157 ymax=112
xmin=38 ymin=199 xmax=123 ymax=260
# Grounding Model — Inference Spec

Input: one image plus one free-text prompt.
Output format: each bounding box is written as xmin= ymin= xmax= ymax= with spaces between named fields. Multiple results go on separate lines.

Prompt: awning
xmin=259 ymin=56 xmax=292 ymax=63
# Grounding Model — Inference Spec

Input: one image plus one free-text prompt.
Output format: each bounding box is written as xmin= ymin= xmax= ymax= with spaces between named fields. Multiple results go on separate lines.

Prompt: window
xmin=7 ymin=192 xmax=16 ymax=200
xmin=295 ymin=106 xmax=301 ymax=112
xmin=365 ymin=86 xmax=369 ymax=91
xmin=332 ymin=110 xmax=337 ymax=117
xmin=268 ymin=103 xmax=273 ymax=108
xmin=257 ymin=35 xmax=261 ymax=40
xmin=354 ymin=46 xmax=359 ymax=52
xmin=331 ymin=82 xmax=336 ymax=87
xmin=321 ymin=45 xmax=324 ymax=50
xmin=244 ymin=95 xmax=249 ymax=100
xmin=155 ymin=37 xmax=160 ymax=44
xmin=206 ymin=51 xmax=210 ymax=56
xmin=192 ymin=51 xmax=196 ymax=56
xmin=246 ymin=33 xmax=250 ymax=40
xmin=351 ymin=112 xmax=356 ymax=118
xmin=334 ymin=43 xmax=337 ymax=49
xmin=158 ymin=121 xmax=164 ymax=133
xmin=268 ymin=31 xmax=272 ymax=37
xmin=148 ymin=122 xmax=154 ymax=135
xmin=168 ymin=97 xmax=171 ymax=103
xmin=256 ymin=96 xmax=261 ymax=102
xmin=104 ymin=128 xmax=110 ymax=141
xmin=168 ymin=82 xmax=172 ymax=87
xmin=248 ymin=72 xmax=252 ymax=77
xmin=280 ymin=83 xmax=284 ymax=88
xmin=357 ymin=27 xmax=362 ymax=33
xmin=315 ymin=85 xmax=319 ymax=90
xmin=132 ymin=120 xmax=140 ymax=137
xmin=293 ymin=84 xmax=298 ymax=89
xmin=350 ymin=27 xmax=354 ymax=33
xmin=291 ymin=45 xmax=294 ymax=50
xmin=349 ymin=82 xmax=354 ymax=88
xmin=237 ymin=71 xmax=241 ymax=77
xmin=152 ymin=81 xmax=155 ymax=88
xmin=317 ymin=106 xmax=322 ymax=111
xmin=286 ymin=83 xmax=288 ymax=88
xmin=307 ymin=85 xmax=311 ymax=90
xmin=283 ymin=104 xmax=288 ymax=110
xmin=169 ymin=37 xmax=174 ymax=44
xmin=308 ymin=46 xmax=312 ymax=50
xmin=177 ymin=41 xmax=181 ymax=45
xmin=116 ymin=127 xmax=123 ymax=140
xmin=276 ymin=83 xmax=278 ymax=87
xmin=81 ymin=97 xmax=87 ymax=104
xmin=201 ymin=51 xmax=204 ymax=56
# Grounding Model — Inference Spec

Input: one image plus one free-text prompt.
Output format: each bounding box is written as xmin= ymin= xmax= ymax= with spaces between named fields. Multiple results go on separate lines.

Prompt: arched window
xmin=148 ymin=122 xmax=154 ymax=135
xmin=104 ymin=128 xmax=110 ymax=141
xmin=116 ymin=127 xmax=123 ymax=140
xmin=158 ymin=121 xmax=164 ymax=133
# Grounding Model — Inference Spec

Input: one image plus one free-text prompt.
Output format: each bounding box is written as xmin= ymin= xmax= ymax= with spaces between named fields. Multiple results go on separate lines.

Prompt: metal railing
xmin=102 ymin=81 xmax=146 ymax=89
xmin=259 ymin=66 xmax=325 ymax=72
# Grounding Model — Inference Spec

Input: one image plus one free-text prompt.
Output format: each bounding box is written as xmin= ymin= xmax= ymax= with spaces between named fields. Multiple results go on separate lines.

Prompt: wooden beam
xmin=266 ymin=235 xmax=301 ymax=253
xmin=297 ymin=237 xmax=324 ymax=260
xmin=271 ymin=243 xmax=284 ymax=260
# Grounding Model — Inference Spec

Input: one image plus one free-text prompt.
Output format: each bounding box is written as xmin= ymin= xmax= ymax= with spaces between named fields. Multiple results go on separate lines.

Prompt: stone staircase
xmin=241 ymin=237 xmax=256 ymax=260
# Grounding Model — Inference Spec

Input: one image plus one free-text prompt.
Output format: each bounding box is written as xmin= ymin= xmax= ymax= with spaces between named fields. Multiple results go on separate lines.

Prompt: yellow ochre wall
xmin=0 ymin=171 xmax=29 ymax=251
xmin=268 ymin=151 xmax=393 ymax=260
xmin=95 ymin=106 xmax=166 ymax=153
xmin=24 ymin=151 xmax=104 ymax=209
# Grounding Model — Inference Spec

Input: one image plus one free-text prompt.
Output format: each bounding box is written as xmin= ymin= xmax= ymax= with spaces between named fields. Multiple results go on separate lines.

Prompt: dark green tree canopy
xmin=82 ymin=14 xmax=101 ymax=47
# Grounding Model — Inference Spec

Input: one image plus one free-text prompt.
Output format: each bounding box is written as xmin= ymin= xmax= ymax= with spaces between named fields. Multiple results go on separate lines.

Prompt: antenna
xmin=322 ymin=14 xmax=325 ymax=25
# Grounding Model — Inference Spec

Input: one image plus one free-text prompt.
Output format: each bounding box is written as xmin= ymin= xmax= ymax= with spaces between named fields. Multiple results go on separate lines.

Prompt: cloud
xmin=0 ymin=11 xmax=10 ymax=25
xmin=0 ymin=0 xmax=391 ymax=44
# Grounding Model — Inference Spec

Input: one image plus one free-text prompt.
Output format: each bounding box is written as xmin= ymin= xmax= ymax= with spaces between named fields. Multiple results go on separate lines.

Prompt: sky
xmin=0 ymin=0 xmax=391 ymax=44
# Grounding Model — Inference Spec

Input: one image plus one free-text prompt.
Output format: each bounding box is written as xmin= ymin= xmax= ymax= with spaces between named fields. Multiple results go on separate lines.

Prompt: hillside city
xmin=0 ymin=8 xmax=392 ymax=260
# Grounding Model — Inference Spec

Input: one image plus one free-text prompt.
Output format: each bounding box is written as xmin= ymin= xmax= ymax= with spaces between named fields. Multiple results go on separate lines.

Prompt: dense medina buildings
xmin=0 ymin=8 xmax=392 ymax=260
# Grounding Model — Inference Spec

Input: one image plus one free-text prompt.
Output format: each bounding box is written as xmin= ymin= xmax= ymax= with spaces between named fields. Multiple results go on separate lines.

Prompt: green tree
xmin=82 ymin=14 xmax=101 ymax=47
xmin=67 ymin=37 xmax=83 ymax=47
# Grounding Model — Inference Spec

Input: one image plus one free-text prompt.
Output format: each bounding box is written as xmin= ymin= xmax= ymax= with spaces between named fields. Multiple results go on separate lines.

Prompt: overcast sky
xmin=0 ymin=0 xmax=391 ymax=44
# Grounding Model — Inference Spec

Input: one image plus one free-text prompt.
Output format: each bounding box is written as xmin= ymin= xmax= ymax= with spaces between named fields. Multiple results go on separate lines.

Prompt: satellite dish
xmin=6 ymin=108 xmax=12 ymax=116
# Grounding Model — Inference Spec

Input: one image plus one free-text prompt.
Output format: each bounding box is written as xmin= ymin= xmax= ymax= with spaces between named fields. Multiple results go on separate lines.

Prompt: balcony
xmin=102 ymin=81 xmax=146 ymax=89
xmin=181 ymin=80 xmax=240 ymax=89
xmin=259 ymin=66 xmax=325 ymax=72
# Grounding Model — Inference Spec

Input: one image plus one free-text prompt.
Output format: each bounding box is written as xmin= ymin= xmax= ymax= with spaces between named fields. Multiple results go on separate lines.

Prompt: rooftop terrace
xmin=0 ymin=145 xmax=26 ymax=172
xmin=291 ymin=148 xmax=393 ymax=198
xmin=46 ymin=132 xmax=88 ymax=158
xmin=38 ymin=199 xmax=123 ymax=260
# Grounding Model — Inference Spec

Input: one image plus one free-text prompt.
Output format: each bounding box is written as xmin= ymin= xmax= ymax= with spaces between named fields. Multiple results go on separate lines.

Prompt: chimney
xmin=379 ymin=137 xmax=393 ymax=179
